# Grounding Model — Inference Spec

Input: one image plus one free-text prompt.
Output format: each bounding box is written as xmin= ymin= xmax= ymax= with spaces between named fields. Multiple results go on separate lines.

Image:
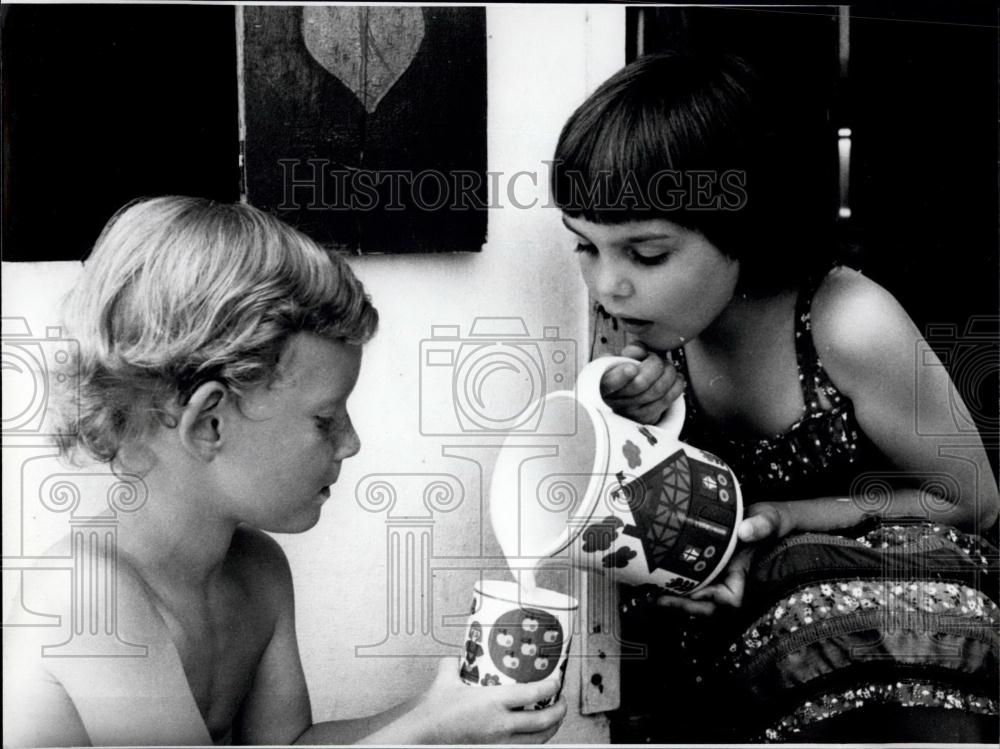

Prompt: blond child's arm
xmin=237 ymin=533 xmax=566 ymax=745
xmin=293 ymin=659 xmax=565 ymax=745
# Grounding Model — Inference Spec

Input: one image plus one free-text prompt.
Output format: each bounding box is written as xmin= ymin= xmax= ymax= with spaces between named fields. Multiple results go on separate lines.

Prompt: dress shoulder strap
xmin=665 ymin=344 xmax=700 ymax=428
xmin=666 ymin=344 xmax=689 ymax=378
xmin=794 ymin=272 xmax=845 ymax=413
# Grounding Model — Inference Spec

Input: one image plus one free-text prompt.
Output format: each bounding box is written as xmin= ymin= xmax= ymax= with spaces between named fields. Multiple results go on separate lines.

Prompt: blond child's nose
xmin=337 ymin=424 xmax=361 ymax=461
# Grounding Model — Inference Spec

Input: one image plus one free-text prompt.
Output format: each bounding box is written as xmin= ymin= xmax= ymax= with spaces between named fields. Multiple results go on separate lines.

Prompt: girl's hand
xmin=411 ymin=658 xmax=567 ymax=744
xmin=655 ymin=502 xmax=795 ymax=613
xmin=738 ymin=502 xmax=795 ymax=543
xmin=600 ymin=343 xmax=684 ymax=425
xmin=654 ymin=546 xmax=754 ymax=616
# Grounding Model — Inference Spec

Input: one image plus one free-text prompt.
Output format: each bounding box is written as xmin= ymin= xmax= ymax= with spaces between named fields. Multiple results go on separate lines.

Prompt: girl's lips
xmin=319 ymin=486 xmax=331 ymax=499
xmin=618 ymin=316 xmax=654 ymax=331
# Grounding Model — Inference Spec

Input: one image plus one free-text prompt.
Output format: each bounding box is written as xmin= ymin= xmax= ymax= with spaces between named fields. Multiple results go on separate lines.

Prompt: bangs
xmin=550 ymin=54 xmax=757 ymax=226
xmin=549 ymin=52 xmax=840 ymax=297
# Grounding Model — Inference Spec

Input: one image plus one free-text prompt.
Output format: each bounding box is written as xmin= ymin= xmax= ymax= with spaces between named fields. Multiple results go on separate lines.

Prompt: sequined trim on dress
xmin=763 ymin=681 xmax=999 ymax=741
xmin=858 ymin=523 xmax=997 ymax=568
xmin=727 ymin=579 xmax=999 ymax=672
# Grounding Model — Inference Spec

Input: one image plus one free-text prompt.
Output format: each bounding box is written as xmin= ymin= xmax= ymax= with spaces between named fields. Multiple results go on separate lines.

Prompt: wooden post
xmin=579 ymin=299 xmax=629 ymax=715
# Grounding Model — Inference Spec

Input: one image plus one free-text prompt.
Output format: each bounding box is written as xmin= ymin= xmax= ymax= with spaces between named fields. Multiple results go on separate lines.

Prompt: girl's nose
xmin=594 ymin=259 xmax=634 ymax=300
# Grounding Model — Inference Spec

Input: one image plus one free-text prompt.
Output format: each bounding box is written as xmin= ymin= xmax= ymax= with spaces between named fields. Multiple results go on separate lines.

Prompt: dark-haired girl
xmin=553 ymin=52 xmax=999 ymax=742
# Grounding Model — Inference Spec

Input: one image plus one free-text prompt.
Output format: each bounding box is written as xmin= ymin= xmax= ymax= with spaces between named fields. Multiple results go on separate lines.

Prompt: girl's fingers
xmin=606 ymin=370 xmax=676 ymax=408
xmin=608 ymin=355 xmax=666 ymax=398
xmin=600 ymin=362 xmax=640 ymax=397
xmin=698 ymin=578 xmax=742 ymax=609
xmin=606 ymin=364 xmax=682 ymax=407
xmin=625 ymin=402 xmax=671 ymax=425
xmin=738 ymin=515 xmax=770 ymax=543
xmin=619 ymin=342 xmax=650 ymax=361
xmin=663 ymin=375 xmax=685 ymax=405
xmin=611 ymin=388 xmax=682 ymax=425
xmin=738 ymin=504 xmax=783 ymax=542
xmin=655 ymin=595 xmax=717 ymax=616
xmin=695 ymin=548 xmax=753 ymax=608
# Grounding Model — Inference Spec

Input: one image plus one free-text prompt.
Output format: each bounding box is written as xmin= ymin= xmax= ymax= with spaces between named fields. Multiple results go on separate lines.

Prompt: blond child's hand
xmin=600 ymin=343 xmax=683 ymax=425
xmin=410 ymin=657 xmax=567 ymax=744
xmin=655 ymin=502 xmax=795 ymax=614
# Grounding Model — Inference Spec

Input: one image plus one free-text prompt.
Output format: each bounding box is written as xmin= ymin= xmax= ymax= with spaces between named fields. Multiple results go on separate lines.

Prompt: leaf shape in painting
xmin=301 ymin=6 xmax=425 ymax=114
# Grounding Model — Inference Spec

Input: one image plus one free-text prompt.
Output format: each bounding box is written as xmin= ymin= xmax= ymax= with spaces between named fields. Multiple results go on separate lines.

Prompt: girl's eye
xmin=574 ymin=242 xmax=597 ymax=255
xmin=628 ymin=248 xmax=671 ymax=267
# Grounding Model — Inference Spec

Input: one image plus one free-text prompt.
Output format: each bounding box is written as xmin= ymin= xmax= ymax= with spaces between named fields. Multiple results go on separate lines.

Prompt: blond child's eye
xmin=316 ymin=411 xmax=353 ymax=443
xmin=574 ymin=242 xmax=597 ymax=255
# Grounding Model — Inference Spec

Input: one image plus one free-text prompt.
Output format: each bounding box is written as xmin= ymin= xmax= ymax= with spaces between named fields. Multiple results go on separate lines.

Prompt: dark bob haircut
xmin=551 ymin=52 xmax=839 ymax=296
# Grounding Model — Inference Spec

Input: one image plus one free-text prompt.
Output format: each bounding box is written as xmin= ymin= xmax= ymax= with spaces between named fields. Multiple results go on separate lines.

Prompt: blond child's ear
xmin=177 ymin=382 xmax=227 ymax=461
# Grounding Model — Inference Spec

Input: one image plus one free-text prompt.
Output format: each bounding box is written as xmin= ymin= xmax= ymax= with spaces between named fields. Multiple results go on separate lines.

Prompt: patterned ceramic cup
xmin=458 ymin=580 xmax=577 ymax=708
xmin=490 ymin=356 xmax=743 ymax=596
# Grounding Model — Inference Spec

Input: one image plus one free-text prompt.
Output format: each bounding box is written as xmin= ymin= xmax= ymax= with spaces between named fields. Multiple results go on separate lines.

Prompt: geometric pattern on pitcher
xmin=622 ymin=449 xmax=737 ymax=579
xmin=629 ymin=449 xmax=692 ymax=572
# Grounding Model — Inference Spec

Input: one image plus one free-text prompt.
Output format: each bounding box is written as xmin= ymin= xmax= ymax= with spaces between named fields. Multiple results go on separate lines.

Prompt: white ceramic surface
xmin=491 ymin=356 xmax=743 ymax=595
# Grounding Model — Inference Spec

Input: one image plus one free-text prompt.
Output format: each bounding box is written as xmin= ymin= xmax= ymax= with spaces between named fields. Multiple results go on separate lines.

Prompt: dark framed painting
xmin=239 ymin=5 xmax=488 ymax=254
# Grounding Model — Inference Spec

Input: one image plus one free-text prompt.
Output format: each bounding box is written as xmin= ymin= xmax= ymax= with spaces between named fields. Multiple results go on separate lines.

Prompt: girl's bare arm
xmin=772 ymin=268 xmax=999 ymax=534
xmin=679 ymin=269 xmax=998 ymax=613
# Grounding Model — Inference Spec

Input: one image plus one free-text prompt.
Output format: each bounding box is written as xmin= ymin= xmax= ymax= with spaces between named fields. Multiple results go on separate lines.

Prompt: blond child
xmin=4 ymin=197 xmax=566 ymax=746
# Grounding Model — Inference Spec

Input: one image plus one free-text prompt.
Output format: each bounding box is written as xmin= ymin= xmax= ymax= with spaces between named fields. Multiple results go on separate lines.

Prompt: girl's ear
xmin=177 ymin=381 xmax=228 ymax=461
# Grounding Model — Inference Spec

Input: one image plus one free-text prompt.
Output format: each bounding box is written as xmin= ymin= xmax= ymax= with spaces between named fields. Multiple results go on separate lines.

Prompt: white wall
xmin=1 ymin=5 xmax=625 ymax=742
xmin=286 ymin=7 xmax=625 ymax=740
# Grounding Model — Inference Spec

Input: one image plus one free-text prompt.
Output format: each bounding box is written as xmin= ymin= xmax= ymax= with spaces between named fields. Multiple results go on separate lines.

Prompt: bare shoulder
xmin=808 ymin=266 xmax=919 ymax=389
xmin=3 ymin=537 xmax=199 ymax=746
xmin=6 ymin=534 xmax=164 ymax=635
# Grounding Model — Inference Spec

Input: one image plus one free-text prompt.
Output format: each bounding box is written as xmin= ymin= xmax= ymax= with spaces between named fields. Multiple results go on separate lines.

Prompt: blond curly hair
xmin=57 ymin=196 xmax=378 ymax=464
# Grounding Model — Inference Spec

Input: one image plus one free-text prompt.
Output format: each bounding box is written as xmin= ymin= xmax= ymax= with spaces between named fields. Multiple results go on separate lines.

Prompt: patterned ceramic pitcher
xmin=490 ymin=356 xmax=743 ymax=595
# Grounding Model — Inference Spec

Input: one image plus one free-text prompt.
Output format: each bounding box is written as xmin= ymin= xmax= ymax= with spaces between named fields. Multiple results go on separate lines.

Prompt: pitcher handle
xmin=575 ymin=355 xmax=686 ymax=439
